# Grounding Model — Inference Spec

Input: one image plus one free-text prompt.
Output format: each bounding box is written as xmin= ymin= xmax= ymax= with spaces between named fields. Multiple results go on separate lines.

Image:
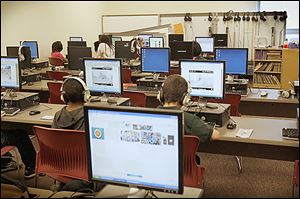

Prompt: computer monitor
xmin=6 ymin=46 xmax=32 ymax=69
xmin=111 ymin=36 xmax=122 ymax=47
xmin=67 ymin=46 xmax=92 ymax=70
xmin=180 ymin=60 xmax=225 ymax=99
xmin=195 ymin=37 xmax=214 ymax=53
xmin=141 ymin=48 xmax=170 ymax=73
xmin=215 ymin=48 xmax=248 ymax=75
xmin=83 ymin=58 xmax=122 ymax=95
xmin=1 ymin=56 xmax=21 ymax=89
xmin=69 ymin=37 xmax=83 ymax=41
xmin=211 ymin=34 xmax=228 ymax=47
xmin=67 ymin=41 xmax=87 ymax=47
xmin=138 ymin=34 xmax=153 ymax=47
xmin=84 ymin=105 xmax=183 ymax=194
xmin=115 ymin=41 xmax=136 ymax=60
xmin=149 ymin=37 xmax=164 ymax=48
xmin=20 ymin=41 xmax=39 ymax=59
xmin=169 ymin=41 xmax=193 ymax=61
xmin=99 ymin=34 xmax=112 ymax=45
xmin=168 ymin=34 xmax=184 ymax=44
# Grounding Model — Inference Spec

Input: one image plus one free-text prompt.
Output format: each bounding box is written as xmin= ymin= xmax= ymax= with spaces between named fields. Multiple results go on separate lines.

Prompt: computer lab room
xmin=1 ymin=1 xmax=299 ymax=198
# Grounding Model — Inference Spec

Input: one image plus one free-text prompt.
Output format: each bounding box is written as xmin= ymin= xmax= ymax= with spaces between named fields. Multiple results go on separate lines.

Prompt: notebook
xmin=235 ymin=128 xmax=253 ymax=138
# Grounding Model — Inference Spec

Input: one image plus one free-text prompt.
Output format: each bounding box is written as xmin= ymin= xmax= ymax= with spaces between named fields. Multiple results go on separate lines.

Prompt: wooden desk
xmin=200 ymin=115 xmax=299 ymax=161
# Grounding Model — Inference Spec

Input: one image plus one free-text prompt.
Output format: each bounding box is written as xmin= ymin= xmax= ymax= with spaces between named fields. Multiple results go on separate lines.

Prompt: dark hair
xmin=162 ymin=75 xmax=188 ymax=103
xmin=193 ymin=41 xmax=202 ymax=57
xmin=99 ymin=35 xmax=111 ymax=46
xmin=94 ymin=41 xmax=100 ymax=52
xmin=62 ymin=78 xmax=84 ymax=103
xmin=52 ymin=41 xmax=63 ymax=53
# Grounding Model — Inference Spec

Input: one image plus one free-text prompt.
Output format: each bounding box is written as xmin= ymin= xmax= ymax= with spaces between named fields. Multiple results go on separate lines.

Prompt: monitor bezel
xmin=114 ymin=41 xmax=136 ymax=60
xmin=83 ymin=57 xmax=123 ymax=95
xmin=67 ymin=41 xmax=87 ymax=47
xmin=141 ymin=47 xmax=170 ymax=74
xmin=20 ymin=40 xmax=39 ymax=59
xmin=84 ymin=104 xmax=184 ymax=194
xmin=1 ymin=56 xmax=21 ymax=90
xmin=6 ymin=46 xmax=32 ymax=70
xmin=214 ymin=47 xmax=248 ymax=75
xmin=179 ymin=59 xmax=226 ymax=99
xmin=149 ymin=37 xmax=165 ymax=48
xmin=169 ymin=41 xmax=194 ymax=61
xmin=69 ymin=36 xmax=83 ymax=41
xmin=211 ymin=34 xmax=228 ymax=47
xmin=168 ymin=34 xmax=184 ymax=44
xmin=67 ymin=46 xmax=92 ymax=70
xmin=194 ymin=37 xmax=215 ymax=53
xmin=111 ymin=36 xmax=123 ymax=47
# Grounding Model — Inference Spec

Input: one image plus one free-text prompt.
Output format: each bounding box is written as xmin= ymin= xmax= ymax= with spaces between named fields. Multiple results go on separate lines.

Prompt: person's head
xmin=52 ymin=41 xmax=63 ymax=53
xmin=158 ymin=75 xmax=190 ymax=106
xmin=61 ymin=77 xmax=90 ymax=104
xmin=99 ymin=35 xmax=111 ymax=46
xmin=193 ymin=41 xmax=202 ymax=57
xmin=94 ymin=41 xmax=100 ymax=52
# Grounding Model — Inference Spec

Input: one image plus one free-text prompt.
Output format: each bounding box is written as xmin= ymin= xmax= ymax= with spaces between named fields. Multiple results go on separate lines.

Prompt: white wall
xmin=2 ymin=1 xmax=258 ymax=58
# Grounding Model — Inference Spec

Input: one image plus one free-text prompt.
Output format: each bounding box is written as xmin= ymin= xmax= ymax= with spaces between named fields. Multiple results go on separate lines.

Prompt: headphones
xmin=280 ymin=11 xmax=288 ymax=21
xmin=274 ymin=12 xmax=278 ymax=21
xmin=184 ymin=14 xmax=192 ymax=22
xmin=208 ymin=13 xmax=213 ymax=22
xmin=234 ymin=13 xmax=241 ymax=21
xmin=18 ymin=41 xmax=25 ymax=62
xmin=60 ymin=77 xmax=91 ymax=103
xmin=157 ymin=79 xmax=191 ymax=106
xmin=280 ymin=89 xmax=295 ymax=98
xmin=259 ymin=11 xmax=267 ymax=22
xmin=130 ymin=38 xmax=138 ymax=54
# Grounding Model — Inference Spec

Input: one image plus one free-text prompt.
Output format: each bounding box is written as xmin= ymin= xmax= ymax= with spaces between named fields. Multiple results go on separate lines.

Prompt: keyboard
xmin=206 ymin=121 xmax=217 ymax=129
xmin=127 ymin=86 xmax=160 ymax=92
xmin=282 ymin=128 xmax=299 ymax=140
xmin=2 ymin=107 xmax=21 ymax=116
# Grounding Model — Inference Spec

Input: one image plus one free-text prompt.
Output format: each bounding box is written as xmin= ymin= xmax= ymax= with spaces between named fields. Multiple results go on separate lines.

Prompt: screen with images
xmin=84 ymin=59 xmax=122 ymax=94
xmin=1 ymin=57 xmax=20 ymax=89
xmin=138 ymin=34 xmax=153 ymax=47
xmin=195 ymin=37 xmax=214 ymax=53
xmin=21 ymin=41 xmax=39 ymax=59
xmin=149 ymin=37 xmax=164 ymax=48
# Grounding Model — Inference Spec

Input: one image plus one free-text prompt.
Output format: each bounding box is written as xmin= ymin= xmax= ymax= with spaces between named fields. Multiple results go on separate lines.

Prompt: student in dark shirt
xmin=157 ymin=74 xmax=220 ymax=142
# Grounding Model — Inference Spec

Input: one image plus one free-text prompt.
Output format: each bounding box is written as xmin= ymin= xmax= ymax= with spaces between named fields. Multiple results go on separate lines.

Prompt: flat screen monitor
xmin=67 ymin=46 xmax=92 ymax=70
xmin=195 ymin=37 xmax=214 ymax=53
xmin=211 ymin=34 xmax=228 ymax=47
xmin=6 ymin=46 xmax=32 ymax=69
xmin=141 ymin=48 xmax=170 ymax=73
xmin=83 ymin=58 xmax=122 ymax=95
xmin=138 ymin=34 xmax=153 ymax=47
xmin=69 ymin=37 xmax=83 ymax=41
xmin=67 ymin=41 xmax=87 ymax=47
xmin=168 ymin=34 xmax=184 ymax=45
xmin=99 ymin=34 xmax=112 ymax=45
xmin=149 ymin=37 xmax=164 ymax=48
xmin=180 ymin=60 xmax=225 ymax=99
xmin=84 ymin=105 xmax=183 ymax=194
xmin=215 ymin=48 xmax=248 ymax=75
xmin=111 ymin=37 xmax=122 ymax=47
xmin=1 ymin=56 xmax=21 ymax=89
xmin=20 ymin=41 xmax=39 ymax=59
xmin=169 ymin=41 xmax=193 ymax=61
xmin=115 ymin=41 xmax=136 ymax=60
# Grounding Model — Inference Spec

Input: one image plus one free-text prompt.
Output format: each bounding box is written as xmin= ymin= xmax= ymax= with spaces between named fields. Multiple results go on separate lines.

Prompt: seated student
xmin=51 ymin=41 xmax=68 ymax=63
xmin=192 ymin=41 xmax=204 ymax=60
xmin=157 ymin=74 xmax=220 ymax=142
xmin=95 ymin=35 xmax=115 ymax=58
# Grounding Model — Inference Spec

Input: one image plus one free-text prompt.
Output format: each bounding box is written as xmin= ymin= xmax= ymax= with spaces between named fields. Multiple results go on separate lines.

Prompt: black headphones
xmin=208 ymin=13 xmax=213 ymax=22
xmin=234 ymin=13 xmax=241 ymax=21
xmin=252 ymin=13 xmax=259 ymax=22
xmin=184 ymin=13 xmax=192 ymax=22
xmin=259 ymin=11 xmax=267 ymax=22
xmin=280 ymin=11 xmax=288 ymax=21
xmin=274 ymin=12 xmax=278 ymax=21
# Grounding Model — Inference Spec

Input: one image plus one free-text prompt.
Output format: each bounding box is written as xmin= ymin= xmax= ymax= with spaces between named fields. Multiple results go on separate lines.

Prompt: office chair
xmin=49 ymin=57 xmax=64 ymax=67
xmin=122 ymin=68 xmax=133 ymax=83
xmin=168 ymin=68 xmax=180 ymax=76
xmin=46 ymin=71 xmax=70 ymax=81
xmin=293 ymin=160 xmax=299 ymax=197
xmin=47 ymin=82 xmax=64 ymax=104
xmin=32 ymin=126 xmax=89 ymax=188
xmin=122 ymin=91 xmax=147 ymax=107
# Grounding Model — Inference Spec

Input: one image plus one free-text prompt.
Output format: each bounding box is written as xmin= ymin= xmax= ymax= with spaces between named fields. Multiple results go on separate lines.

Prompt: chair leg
xmin=235 ymin=156 xmax=242 ymax=173
xmin=292 ymin=184 xmax=294 ymax=198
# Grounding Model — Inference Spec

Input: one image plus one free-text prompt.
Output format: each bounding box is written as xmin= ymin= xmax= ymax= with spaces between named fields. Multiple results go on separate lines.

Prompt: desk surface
xmin=22 ymin=80 xmax=61 ymax=91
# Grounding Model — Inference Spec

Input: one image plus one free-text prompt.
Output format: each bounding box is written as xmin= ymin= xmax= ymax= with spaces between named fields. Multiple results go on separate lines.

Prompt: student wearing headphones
xmin=51 ymin=41 xmax=68 ymax=63
xmin=157 ymin=75 xmax=220 ymax=142
xmin=95 ymin=35 xmax=115 ymax=58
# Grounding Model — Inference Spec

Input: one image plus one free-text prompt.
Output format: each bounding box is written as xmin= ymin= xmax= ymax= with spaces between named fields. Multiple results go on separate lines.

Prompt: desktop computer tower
xmin=1 ymin=92 xmax=40 ymax=110
xmin=225 ymin=81 xmax=248 ymax=96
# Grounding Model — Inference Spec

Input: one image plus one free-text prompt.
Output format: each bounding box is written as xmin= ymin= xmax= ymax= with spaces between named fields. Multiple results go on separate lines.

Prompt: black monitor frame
xmin=67 ymin=41 xmax=87 ymax=47
xmin=83 ymin=57 xmax=123 ymax=96
xmin=111 ymin=36 xmax=122 ymax=47
xmin=6 ymin=46 xmax=32 ymax=69
xmin=211 ymin=34 xmax=228 ymax=47
xmin=84 ymin=104 xmax=184 ymax=194
xmin=20 ymin=41 xmax=39 ymax=59
xmin=149 ymin=37 xmax=164 ymax=48
xmin=115 ymin=41 xmax=136 ymax=60
xmin=195 ymin=37 xmax=215 ymax=53
xmin=168 ymin=34 xmax=184 ymax=44
xmin=1 ymin=56 xmax=22 ymax=90
xmin=169 ymin=41 xmax=194 ymax=61
xmin=179 ymin=59 xmax=226 ymax=99
xmin=67 ymin=46 xmax=92 ymax=70
xmin=140 ymin=47 xmax=170 ymax=73
xmin=69 ymin=36 xmax=83 ymax=41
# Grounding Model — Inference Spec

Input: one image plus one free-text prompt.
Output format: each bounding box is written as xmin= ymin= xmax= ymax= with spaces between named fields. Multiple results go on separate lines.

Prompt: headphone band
xmin=61 ymin=76 xmax=90 ymax=103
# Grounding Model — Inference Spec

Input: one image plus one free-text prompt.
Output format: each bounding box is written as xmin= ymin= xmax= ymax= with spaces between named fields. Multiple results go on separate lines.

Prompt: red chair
xmin=122 ymin=91 xmax=147 ymax=107
xmin=184 ymin=135 xmax=205 ymax=190
xmin=49 ymin=57 xmax=64 ymax=66
xmin=207 ymin=93 xmax=241 ymax=116
xmin=47 ymin=82 xmax=64 ymax=104
xmin=122 ymin=68 xmax=133 ymax=83
xmin=32 ymin=126 xmax=88 ymax=187
xmin=46 ymin=71 xmax=70 ymax=81
xmin=293 ymin=160 xmax=299 ymax=197
xmin=168 ymin=68 xmax=180 ymax=76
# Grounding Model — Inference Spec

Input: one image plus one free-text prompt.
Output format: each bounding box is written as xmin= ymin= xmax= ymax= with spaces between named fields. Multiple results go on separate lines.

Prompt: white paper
xmin=41 ymin=115 xmax=54 ymax=120
xmin=235 ymin=128 xmax=253 ymax=138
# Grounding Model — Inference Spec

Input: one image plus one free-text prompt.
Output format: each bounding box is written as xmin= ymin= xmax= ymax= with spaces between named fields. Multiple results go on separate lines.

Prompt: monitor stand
xmin=226 ymin=74 xmax=235 ymax=82
xmin=152 ymin=73 xmax=166 ymax=82
xmin=128 ymin=188 xmax=158 ymax=198
xmin=189 ymin=97 xmax=218 ymax=109
xmin=90 ymin=93 xmax=118 ymax=104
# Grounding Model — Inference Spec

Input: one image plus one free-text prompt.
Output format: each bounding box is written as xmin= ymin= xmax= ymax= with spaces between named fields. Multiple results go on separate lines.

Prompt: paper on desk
xmin=235 ymin=128 xmax=253 ymax=138
xmin=41 ymin=115 xmax=54 ymax=120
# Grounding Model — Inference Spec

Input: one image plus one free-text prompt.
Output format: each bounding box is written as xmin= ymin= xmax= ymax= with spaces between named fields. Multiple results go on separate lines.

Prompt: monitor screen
xmin=1 ymin=56 xmax=21 ymax=89
xmin=6 ymin=46 xmax=31 ymax=69
xmin=211 ymin=34 xmax=228 ymax=47
xmin=69 ymin=37 xmax=83 ymax=41
xmin=111 ymin=37 xmax=122 ymax=47
xmin=215 ymin=48 xmax=248 ymax=75
xmin=141 ymin=48 xmax=170 ymax=73
xmin=149 ymin=37 xmax=164 ymax=48
xmin=84 ymin=105 xmax=183 ymax=194
xmin=195 ymin=37 xmax=214 ymax=53
xmin=84 ymin=58 xmax=122 ymax=95
xmin=67 ymin=41 xmax=87 ymax=47
xmin=115 ymin=41 xmax=136 ymax=60
xmin=138 ymin=34 xmax=153 ymax=47
xmin=180 ymin=60 xmax=225 ymax=99
xmin=169 ymin=41 xmax=193 ymax=61
xmin=68 ymin=46 xmax=92 ymax=70
xmin=168 ymin=34 xmax=184 ymax=45
xmin=20 ymin=41 xmax=39 ymax=59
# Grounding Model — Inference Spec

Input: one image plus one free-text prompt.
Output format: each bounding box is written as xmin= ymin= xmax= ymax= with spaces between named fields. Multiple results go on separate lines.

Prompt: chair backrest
xmin=46 ymin=71 xmax=70 ymax=81
xmin=183 ymin=135 xmax=205 ymax=188
xmin=168 ymin=68 xmax=180 ymax=76
xmin=122 ymin=91 xmax=147 ymax=107
xmin=33 ymin=125 xmax=88 ymax=182
xmin=47 ymin=82 xmax=64 ymax=104
xmin=122 ymin=68 xmax=132 ymax=83
xmin=208 ymin=93 xmax=242 ymax=116
xmin=49 ymin=57 xmax=64 ymax=66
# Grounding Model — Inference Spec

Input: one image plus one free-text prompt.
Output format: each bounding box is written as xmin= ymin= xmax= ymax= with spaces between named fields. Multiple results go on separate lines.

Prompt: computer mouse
xmin=27 ymin=82 xmax=34 ymax=86
xmin=227 ymin=122 xmax=237 ymax=129
xmin=260 ymin=91 xmax=268 ymax=97
xmin=29 ymin=110 xmax=41 ymax=115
